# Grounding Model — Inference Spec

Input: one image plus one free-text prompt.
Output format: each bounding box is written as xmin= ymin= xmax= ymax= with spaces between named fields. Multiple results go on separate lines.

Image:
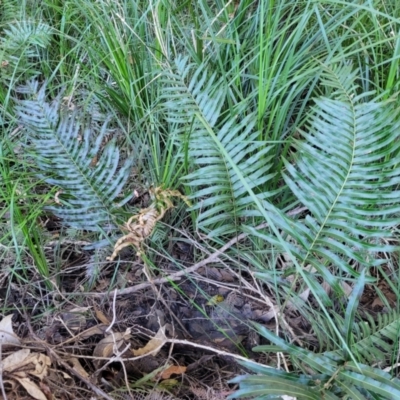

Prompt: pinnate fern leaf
xmin=230 ymin=318 xmax=400 ymax=399
xmin=162 ymin=56 xmax=276 ymax=238
xmin=250 ymin=64 xmax=400 ymax=291
xmin=15 ymin=81 xmax=133 ymax=231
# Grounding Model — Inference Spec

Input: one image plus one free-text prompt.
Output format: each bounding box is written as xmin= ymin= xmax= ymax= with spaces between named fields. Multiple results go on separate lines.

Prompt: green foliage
xmin=15 ymin=81 xmax=134 ymax=232
xmin=231 ymin=316 xmax=400 ymax=399
xmin=230 ymin=274 xmax=400 ymax=399
xmin=247 ymin=63 xmax=400 ymax=297
xmin=0 ymin=20 xmax=52 ymax=83
xmin=162 ymin=56 xmax=277 ymax=238
xmin=2 ymin=0 xmax=400 ymax=397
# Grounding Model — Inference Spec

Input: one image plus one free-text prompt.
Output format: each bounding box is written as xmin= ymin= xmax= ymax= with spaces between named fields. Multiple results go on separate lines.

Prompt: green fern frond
xmin=230 ymin=319 xmax=400 ymax=399
xmin=2 ymin=21 xmax=52 ymax=49
xmin=253 ymin=64 xmax=400 ymax=288
xmin=162 ymin=56 xmax=276 ymax=238
xmin=0 ymin=21 xmax=52 ymax=83
xmin=323 ymin=310 xmax=400 ymax=365
xmin=15 ymin=81 xmax=133 ymax=231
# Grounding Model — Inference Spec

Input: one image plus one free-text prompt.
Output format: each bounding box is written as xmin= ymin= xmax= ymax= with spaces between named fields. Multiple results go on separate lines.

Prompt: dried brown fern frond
xmin=107 ymin=187 xmax=190 ymax=261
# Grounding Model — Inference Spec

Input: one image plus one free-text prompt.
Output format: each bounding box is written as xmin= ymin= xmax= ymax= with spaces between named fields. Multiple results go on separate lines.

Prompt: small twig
xmin=0 ymin=342 xmax=7 ymax=400
xmin=105 ymin=290 xmax=117 ymax=333
xmin=166 ymin=338 xmax=272 ymax=370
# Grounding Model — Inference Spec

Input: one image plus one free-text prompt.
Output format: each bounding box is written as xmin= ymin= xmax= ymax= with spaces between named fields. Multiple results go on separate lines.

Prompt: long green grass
xmin=2 ymin=0 xmax=400 ymax=398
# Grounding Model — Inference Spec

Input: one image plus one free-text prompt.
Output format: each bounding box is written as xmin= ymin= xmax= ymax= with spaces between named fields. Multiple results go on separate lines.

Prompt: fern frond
xmin=15 ymin=81 xmax=133 ymax=231
xmin=162 ymin=56 xmax=276 ymax=238
xmin=230 ymin=321 xmax=400 ymax=399
xmin=323 ymin=310 xmax=400 ymax=365
xmin=0 ymin=21 xmax=52 ymax=82
xmin=2 ymin=21 xmax=52 ymax=50
xmin=273 ymin=64 xmax=400 ymax=284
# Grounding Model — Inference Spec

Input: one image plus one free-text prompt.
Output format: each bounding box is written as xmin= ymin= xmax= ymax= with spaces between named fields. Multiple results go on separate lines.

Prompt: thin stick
xmin=105 ymin=289 xmax=117 ymax=333
xmin=166 ymin=338 xmax=272 ymax=370
xmin=0 ymin=343 xmax=7 ymax=400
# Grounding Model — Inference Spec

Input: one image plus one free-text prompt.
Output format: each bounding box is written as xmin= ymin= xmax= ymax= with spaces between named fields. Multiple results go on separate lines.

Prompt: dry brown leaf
xmin=79 ymin=324 xmax=108 ymax=340
xmin=0 ymin=314 xmax=21 ymax=346
xmin=1 ymin=348 xmax=30 ymax=371
xmin=26 ymin=353 xmax=51 ymax=380
xmin=253 ymin=307 xmax=278 ymax=322
xmin=67 ymin=357 xmax=89 ymax=378
xmin=95 ymin=308 xmax=110 ymax=325
xmin=133 ymin=326 xmax=167 ymax=356
xmin=108 ymin=187 xmax=190 ymax=260
xmin=39 ymin=381 xmax=53 ymax=400
xmin=16 ymin=377 xmax=47 ymax=400
xmin=93 ymin=329 xmax=131 ymax=358
xmin=2 ymin=349 xmax=51 ymax=380
xmin=159 ymin=365 xmax=186 ymax=380
xmin=341 ymin=281 xmax=353 ymax=297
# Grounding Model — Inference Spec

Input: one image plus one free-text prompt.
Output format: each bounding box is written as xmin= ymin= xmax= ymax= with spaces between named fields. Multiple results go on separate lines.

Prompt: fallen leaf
xmin=0 ymin=315 xmax=21 ymax=346
xmin=95 ymin=308 xmax=110 ymax=325
xmin=67 ymin=357 xmax=89 ymax=378
xmin=79 ymin=324 xmax=108 ymax=340
xmin=341 ymin=281 xmax=353 ymax=297
xmin=39 ymin=381 xmax=53 ymax=400
xmin=1 ymin=349 xmax=30 ymax=371
xmin=26 ymin=353 xmax=51 ymax=380
xmin=159 ymin=365 xmax=186 ymax=380
xmin=93 ymin=329 xmax=131 ymax=358
xmin=133 ymin=326 xmax=167 ymax=356
xmin=2 ymin=349 xmax=51 ymax=380
xmin=16 ymin=377 xmax=47 ymax=400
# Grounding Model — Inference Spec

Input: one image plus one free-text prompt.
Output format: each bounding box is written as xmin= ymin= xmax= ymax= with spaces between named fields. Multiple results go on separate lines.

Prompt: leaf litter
xmin=0 ymin=195 xmax=396 ymax=399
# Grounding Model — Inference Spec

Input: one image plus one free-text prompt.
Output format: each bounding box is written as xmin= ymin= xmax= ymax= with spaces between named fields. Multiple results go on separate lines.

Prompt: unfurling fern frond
xmin=15 ymin=81 xmax=133 ymax=231
xmin=162 ymin=56 xmax=276 ymax=238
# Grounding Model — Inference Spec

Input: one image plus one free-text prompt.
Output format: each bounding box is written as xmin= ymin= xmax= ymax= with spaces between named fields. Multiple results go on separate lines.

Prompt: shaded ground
xmin=1 ymin=234 xmax=396 ymax=400
xmin=1 ymin=201 xmax=397 ymax=399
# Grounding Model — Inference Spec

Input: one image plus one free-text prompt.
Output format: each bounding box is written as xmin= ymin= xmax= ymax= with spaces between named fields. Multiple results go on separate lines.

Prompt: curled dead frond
xmin=107 ymin=187 xmax=190 ymax=261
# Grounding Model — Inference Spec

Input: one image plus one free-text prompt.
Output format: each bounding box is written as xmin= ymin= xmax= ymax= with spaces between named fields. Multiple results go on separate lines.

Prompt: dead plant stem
xmin=88 ymin=207 xmax=306 ymax=298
